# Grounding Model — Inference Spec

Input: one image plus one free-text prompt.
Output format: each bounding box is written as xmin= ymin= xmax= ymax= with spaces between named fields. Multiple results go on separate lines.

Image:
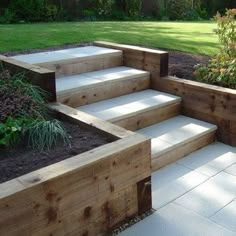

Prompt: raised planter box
xmin=153 ymin=76 xmax=236 ymax=146
xmin=0 ymin=104 xmax=151 ymax=236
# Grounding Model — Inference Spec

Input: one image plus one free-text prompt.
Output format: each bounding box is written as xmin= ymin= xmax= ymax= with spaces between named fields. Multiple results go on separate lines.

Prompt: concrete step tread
xmin=137 ymin=115 xmax=217 ymax=157
xmin=11 ymin=46 xmax=122 ymax=65
xmin=77 ymin=90 xmax=181 ymax=122
xmin=56 ymin=66 xmax=150 ymax=93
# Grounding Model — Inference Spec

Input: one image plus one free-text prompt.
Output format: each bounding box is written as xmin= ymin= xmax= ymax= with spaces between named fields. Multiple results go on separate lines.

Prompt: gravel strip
xmin=109 ymin=209 xmax=156 ymax=236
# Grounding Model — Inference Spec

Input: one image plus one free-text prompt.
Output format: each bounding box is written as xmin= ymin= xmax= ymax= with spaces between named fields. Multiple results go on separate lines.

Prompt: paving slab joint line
xmin=172 ymin=202 xmax=236 ymax=234
xmin=175 ymin=162 xmax=210 ymax=177
xmin=223 ymin=162 xmax=236 ymax=176
xmin=177 ymin=159 xmax=236 ymax=179
xmin=153 ymin=175 xmax=210 ymax=211
xmin=209 ymin=199 xmax=236 ymax=219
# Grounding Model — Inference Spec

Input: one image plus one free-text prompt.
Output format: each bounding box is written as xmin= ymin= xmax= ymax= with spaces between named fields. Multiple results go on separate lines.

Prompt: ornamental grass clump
xmin=0 ymin=66 xmax=70 ymax=150
xmin=194 ymin=9 xmax=236 ymax=89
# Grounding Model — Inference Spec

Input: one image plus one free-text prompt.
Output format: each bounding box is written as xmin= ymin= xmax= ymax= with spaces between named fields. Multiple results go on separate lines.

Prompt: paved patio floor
xmin=120 ymin=142 xmax=236 ymax=236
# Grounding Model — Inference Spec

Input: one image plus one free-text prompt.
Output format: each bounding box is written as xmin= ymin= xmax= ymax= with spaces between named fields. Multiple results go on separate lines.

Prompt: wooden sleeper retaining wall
xmin=153 ymin=76 xmax=236 ymax=146
xmin=0 ymin=104 xmax=152 ymax=236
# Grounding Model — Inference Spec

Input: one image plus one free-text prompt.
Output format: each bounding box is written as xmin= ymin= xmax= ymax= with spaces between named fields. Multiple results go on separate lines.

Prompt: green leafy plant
xmin=0 ymin=69 xmax=47 ymax=122
xmin=25 ymin=119 xmax=70 ymax=150
xmin=0 ymin=66 xmax=70 ymax=150
xmin=0 ymin=117 xmax=30 ymax=147
xmin=215 ymin=9 xmax=236 ymax=58
xmin=194 ymin=9 xmax=236 ymax=89
xmin=194 ymin=56 xmax=236 ymax=88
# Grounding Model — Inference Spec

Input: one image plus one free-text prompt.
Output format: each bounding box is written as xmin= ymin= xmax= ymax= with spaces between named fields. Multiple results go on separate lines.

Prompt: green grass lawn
xmin=0 ymin=21 xmax=219 ymax=55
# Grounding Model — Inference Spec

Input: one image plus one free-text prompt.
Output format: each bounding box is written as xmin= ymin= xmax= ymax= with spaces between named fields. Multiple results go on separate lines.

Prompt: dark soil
xmin=0 ymin=121 xmax=114 ymax=184
xmin=3 ymin=43 xmax=211 ymax=81
xmin=169 ymin=51 xmax=210 ymax=80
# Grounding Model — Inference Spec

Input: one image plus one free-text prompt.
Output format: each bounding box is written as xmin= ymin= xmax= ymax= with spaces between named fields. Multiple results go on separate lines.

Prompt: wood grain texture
xmin=94 ymin=41 xmax=169 ymax=81
xmin=0 ymin=133 xmax=151 ymax=236
xmin=113 ymin=102 xmax=181 ymax=131
xmin=57 ymin=74 xmax=150 ymax=107
xmin=38 ymin=54 xmax=123 ymax=77
xmin=154 ymin=76 xmax=236 ymax=146
xmin=49 ymin=103 xmax=134 ymax=139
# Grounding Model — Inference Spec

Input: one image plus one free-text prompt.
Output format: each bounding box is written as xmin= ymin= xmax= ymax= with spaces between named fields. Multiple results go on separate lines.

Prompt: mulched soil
xmin=0 ymin=121 xmax=113 ymax=184
xmin=3 ymin=43 xmax=211 ymax=81
xmin=169 ymin=50 xmax=210 ymax=80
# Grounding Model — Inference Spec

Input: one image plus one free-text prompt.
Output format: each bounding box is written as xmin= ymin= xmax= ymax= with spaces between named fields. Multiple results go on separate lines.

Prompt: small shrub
xmin=0 ymin=117 xmax=26 ymax=147
xmin=194 ymin=56 xmax=236 ymax=88
xmin=26 ymin=119 xmax=70 ymax=151
xmin=215 ymin=9 xmax=236 ymax=58
xmin=0 ymin=66 xmax=70 ymax=150
xmin=194 ymin=9 xmax=236 ymax=89
xmin=0 ymin=70 xmax=46 ymax=122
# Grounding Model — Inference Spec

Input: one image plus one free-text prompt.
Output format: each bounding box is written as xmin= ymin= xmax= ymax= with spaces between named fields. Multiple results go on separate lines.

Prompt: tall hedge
xmin=0 ymin=0 xmax=235 ymax=22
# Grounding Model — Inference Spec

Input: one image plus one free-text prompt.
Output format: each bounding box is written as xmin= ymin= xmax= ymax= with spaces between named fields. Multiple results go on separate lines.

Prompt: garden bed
xmin=0 ymin=119 xmax=115 ymax=184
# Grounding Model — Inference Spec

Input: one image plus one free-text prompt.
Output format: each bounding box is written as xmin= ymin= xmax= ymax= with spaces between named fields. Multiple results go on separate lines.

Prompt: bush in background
xmin=0 ymin=0 xmax=235 ymax=22
xmin=166 ymin=0 xmax=191 ymax=20
xmin=215 ymin=9 xmax=236 ymax=58
xmin=0 ymin=0 xmax=58 ymax=23
xmin=125 ymin=0 xmax=142 ymax=18
xmin=194 ymin=9 xmax=236 ymax=89
xmin=95 ymin=0 xmax=115 ymax=18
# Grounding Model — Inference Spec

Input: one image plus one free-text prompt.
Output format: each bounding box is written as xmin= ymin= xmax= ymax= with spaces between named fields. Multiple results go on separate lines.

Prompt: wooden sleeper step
xmin=78 ymin=89 xmax=181 ymax=130
xmin=137 ymin=115 xmax=217 ymax=171
xmin=11 ymin=46 xmax=123 ymax=77
xmin=56 ymin=66 xmax=150 ymax=107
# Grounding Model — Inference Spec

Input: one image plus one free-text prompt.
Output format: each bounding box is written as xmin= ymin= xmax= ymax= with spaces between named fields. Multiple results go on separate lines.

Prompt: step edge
xmin=56 ymin=74 xmax=150 ymax=96
xmin=107 ymin=100 xmax=182 ymax=123
xmin=151 ymin=127 xmax=217 ymax=159
xmin=35 ymin=51 xmax=123 ymax=66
